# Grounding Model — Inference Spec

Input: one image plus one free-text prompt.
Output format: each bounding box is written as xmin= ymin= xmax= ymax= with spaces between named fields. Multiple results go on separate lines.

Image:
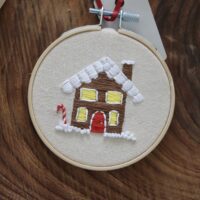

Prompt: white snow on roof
xmin=61 ymin=57 xmax=144 ymax=103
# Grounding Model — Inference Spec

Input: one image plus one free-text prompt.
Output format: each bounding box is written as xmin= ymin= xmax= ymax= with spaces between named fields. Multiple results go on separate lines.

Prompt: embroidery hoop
xmin=28 ymin=10 xmax=175 ymax=171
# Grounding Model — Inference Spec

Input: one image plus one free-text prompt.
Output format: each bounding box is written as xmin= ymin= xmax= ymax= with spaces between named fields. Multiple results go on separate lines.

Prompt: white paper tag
xmin=94 ymin=0 xmax=167 ymax=60
xmin=0 ymin=0 xmax=5 ymax=9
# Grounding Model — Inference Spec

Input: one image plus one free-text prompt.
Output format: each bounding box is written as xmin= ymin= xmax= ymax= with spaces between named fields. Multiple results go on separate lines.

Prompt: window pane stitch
xmin=80 ymin=88 xmax=98 ymax=102
xmin=109 ymin=110 xmax=119 ymax=126
xmin=106 ymin=91 xmax=123 ymax=104
xmin=76 ymin=107 xmax=88 ymax=122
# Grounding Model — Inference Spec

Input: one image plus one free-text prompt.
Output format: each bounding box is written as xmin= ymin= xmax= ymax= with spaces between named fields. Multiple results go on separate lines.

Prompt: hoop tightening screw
xmin=89 ymin=8 xmax=140 ymax=22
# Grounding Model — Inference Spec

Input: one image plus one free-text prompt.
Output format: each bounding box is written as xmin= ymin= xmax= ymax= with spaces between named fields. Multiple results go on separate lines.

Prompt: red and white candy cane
xmin=57 ymin=104 xmax=67 ymax=124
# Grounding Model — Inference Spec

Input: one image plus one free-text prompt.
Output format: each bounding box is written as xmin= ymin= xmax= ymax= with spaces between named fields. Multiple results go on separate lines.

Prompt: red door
xmin=91 ymin=112 xmax=105 ymax=133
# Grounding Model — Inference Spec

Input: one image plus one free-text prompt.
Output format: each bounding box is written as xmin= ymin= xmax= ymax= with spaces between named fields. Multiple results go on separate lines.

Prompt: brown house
xmin=61 ymin=57 xmax=143 ymax=134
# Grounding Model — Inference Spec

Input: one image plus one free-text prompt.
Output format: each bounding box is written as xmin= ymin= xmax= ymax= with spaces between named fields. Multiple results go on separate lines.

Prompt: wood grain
xmin=0 ymin=0 xmax=199 ymax=199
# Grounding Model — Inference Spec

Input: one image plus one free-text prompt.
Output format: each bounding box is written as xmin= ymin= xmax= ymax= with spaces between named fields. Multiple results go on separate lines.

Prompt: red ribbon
xmin=96 ymin=0 xmax=124 ymax=21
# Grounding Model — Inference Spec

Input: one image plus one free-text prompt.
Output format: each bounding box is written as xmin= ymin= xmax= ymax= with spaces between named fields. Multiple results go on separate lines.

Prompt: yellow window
xmin=106 ymin=91 xmax=123 ymax=104
xmin=76 ymin=107 xmax=88 ymax=122
xmin=80 ymin=88 xmax=97 ymax=102
xmin=109 ymin=111 xmax=119 ymax=126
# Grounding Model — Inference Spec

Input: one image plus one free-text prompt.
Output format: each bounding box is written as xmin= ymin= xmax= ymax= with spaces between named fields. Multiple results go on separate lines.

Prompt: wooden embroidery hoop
xmin=28 ymin=25 xmax=175 ymax=171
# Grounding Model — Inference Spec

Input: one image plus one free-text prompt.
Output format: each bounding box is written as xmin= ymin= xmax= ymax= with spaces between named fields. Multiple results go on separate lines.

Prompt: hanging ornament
xmin=28 ymin=0 xmax=175 ymax=171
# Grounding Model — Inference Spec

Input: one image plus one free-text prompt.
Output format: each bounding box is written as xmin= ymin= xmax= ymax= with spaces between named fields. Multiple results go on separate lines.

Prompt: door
xmin=91 ymin=111 xmax=105 ymax=133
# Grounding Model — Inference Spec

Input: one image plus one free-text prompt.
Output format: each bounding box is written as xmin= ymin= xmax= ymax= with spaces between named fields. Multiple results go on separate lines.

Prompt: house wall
xmin=71 ymin=73 xmax=127 ymax=133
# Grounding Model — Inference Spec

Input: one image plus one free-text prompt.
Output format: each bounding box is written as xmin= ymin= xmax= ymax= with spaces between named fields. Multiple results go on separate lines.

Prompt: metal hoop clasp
xmin=89 ymin=7 xmax=140 ymax=28
xmin=99 ymin=7 xmax=104 ymax=26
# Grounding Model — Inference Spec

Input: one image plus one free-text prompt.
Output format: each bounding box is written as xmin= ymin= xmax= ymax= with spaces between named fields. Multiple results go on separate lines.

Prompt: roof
xmin=61 ymin=57 xmax=144 ymax=103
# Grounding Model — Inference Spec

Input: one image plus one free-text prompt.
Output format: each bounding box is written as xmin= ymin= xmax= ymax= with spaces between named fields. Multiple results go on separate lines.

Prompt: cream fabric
xmin=32 ymin=28 xmax=171 ymax=167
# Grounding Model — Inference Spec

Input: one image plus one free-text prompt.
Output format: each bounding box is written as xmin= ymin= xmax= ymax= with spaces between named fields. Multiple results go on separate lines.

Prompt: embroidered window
xmin=109 ymin=110 xmax=119 ymax=126
xmin=80 ymin=88 xmax=98 ymax=102
xmin=106 ymin=91 xmax=123 ymax=104
xmin=76 ymin=107 xmax=88 ymax=122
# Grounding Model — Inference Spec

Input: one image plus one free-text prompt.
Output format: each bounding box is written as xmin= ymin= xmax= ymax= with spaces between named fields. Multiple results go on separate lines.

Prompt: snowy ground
xmin=55 ymin=123 xmax=90 ymax=135
xmin=55 ymin=123 xmax=136 ymax=142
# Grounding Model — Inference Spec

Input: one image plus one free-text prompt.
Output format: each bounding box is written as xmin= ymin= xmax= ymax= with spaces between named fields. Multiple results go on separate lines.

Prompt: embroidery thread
xmin=106 ymin=91 xmax=123 ymax=104
xmin=80 ymin=88 xmax=98 ymax=102
xmin=57 ymin=104 xmax=67 ymax=124
xmin=90 ymin=111 xmax=107 ymax=133
xmin=56 ymin=57 xmax=144 ymax=141
xmin=109 ymin=110 xmax=119 ymax=126
xmin=76 ymin=107 xmax=88 ymax=122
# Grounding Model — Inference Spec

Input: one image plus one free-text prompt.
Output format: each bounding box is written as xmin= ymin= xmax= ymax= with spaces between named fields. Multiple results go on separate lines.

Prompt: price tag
xmin=94 ymin=0 xmax=167 ymax=60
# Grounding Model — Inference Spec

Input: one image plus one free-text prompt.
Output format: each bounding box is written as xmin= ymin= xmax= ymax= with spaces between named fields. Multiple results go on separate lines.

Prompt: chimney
xmin=121 ymin=60 xmax=135 ymax=80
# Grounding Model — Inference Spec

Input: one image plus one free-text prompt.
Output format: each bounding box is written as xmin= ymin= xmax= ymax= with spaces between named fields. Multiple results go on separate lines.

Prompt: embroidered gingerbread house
xmin=56 ymin=57 xmax=143 ymax=141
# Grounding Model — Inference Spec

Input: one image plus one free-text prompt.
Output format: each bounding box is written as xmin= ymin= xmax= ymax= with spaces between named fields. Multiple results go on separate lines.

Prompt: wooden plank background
xmin=0 ymin=0 xmax=199 ymax=199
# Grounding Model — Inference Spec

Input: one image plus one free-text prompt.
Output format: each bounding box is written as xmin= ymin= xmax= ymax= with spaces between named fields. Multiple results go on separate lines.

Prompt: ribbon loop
xmin=96 ymin=0 xmax=124 ymax=21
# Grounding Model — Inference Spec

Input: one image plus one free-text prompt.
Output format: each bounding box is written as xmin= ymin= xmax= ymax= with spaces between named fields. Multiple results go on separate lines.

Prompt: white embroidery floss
xmin=103 ymin=132 xmax=136 ymax=141
xmin=85 ymin=65 xmax=98 ymax=79
xmin=93 ymin=61 xmax=104 ymax=73
xmin=121 ymin=60 xmax=136 ymax=65
xmin=61 ymin=80 xmax=74 ymax=93
xmin=70 ymin=75 xmax=82 ymax=88
xmin=133 ymin=93 xmax=144 ymax=103
xmin=78 ymin=70 xmax=91 ymax=84
xmin=103 ymin=62 xmax=112 ymax=71
xmin=108 ymin=65 xmax=121 ymax=76
xmin=122 ymin=80 xmax=134 ymax=92
xmin=114 ymin=72 xmax=127 ymax=84
xmin=127 ymin=86 xmax=139 ymax=97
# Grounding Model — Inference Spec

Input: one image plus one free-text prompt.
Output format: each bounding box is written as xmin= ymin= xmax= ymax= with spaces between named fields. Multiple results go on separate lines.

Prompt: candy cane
xmin=57 ymin=104 xmax=67 ymax=124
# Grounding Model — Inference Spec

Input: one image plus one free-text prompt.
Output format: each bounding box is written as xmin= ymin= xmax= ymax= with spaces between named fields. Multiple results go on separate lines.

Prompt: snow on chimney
xmin=121 ymin=60 xmax=135 ymax=80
